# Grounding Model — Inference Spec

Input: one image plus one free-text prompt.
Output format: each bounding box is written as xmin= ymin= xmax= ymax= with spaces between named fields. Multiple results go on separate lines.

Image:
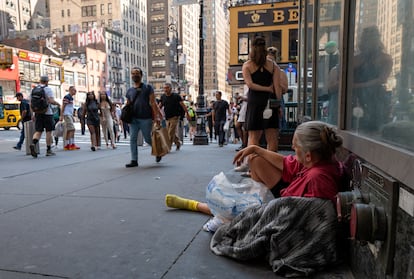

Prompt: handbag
xmin=263 ymin=100 xmax=273 ymax=119
xmin=120 ymin=90 xmax=139 ymax=123
xmin=151 ymin=124 xmax=171 ymax=157
xmin=269 ymin=98 xmax=280 ymax=109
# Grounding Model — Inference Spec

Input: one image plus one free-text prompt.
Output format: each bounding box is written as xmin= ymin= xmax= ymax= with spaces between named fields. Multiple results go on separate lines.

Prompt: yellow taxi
xmin=0 ymin=101 xmax=22 ymax=130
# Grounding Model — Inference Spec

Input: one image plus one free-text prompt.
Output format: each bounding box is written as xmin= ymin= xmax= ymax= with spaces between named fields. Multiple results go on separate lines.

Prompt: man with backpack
xmin=29 ymin=75 xmax=61 ymax=158
xmin=159 ymin=83 xmax=190 ymax=150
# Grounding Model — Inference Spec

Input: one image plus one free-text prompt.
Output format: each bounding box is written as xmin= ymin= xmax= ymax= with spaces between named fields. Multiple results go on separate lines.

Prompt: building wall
xmin=203 ymin=0 xmax=230 ymax=102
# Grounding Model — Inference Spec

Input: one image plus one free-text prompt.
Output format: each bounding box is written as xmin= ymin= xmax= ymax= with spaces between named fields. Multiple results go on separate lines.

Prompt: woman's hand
xmin=233 ymin=145 xmax=259 ymax=166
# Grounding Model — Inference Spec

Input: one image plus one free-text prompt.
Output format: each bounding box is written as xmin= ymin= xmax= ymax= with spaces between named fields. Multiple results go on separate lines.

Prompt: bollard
xmin=24 ymin=121 xmax=39 ymax=155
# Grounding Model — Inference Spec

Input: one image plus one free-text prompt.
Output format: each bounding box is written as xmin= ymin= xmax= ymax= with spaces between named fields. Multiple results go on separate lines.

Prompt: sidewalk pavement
xmin=0 ymin=132 xmax=353 ymax=279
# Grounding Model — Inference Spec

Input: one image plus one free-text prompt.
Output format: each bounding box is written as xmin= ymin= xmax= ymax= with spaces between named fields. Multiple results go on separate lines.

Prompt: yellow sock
xmin=165 ymin=194 xmax=199 ymax=211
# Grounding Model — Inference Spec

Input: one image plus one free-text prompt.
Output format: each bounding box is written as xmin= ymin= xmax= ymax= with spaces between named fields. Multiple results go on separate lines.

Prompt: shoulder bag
xmin=121 ymin=90 xmax=139 ymax=123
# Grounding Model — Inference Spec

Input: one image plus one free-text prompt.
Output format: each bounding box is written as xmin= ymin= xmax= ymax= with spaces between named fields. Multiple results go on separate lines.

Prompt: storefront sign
xmin=18 ymin=50 xmax=42 ymax=63
xmin=238 ymin=7 xmax=298 ymax=28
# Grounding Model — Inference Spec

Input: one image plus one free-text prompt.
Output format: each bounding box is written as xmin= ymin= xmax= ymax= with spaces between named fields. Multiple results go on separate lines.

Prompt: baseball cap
xmin=40 ymin=75 xmax=49 ymax=82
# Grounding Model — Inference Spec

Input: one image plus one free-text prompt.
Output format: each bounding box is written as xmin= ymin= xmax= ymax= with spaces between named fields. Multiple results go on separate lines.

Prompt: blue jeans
xmin=214 ymin=119 xmax=226 ymax=145
xmin=129 ymin=118 xmax=153 ymax=161
xmin=16 ymin=122 xmax=26 ymax=149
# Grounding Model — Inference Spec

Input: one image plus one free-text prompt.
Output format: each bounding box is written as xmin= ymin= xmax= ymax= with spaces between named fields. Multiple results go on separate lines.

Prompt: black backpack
xmin=31 ymin=85 xmax=49 ymax=114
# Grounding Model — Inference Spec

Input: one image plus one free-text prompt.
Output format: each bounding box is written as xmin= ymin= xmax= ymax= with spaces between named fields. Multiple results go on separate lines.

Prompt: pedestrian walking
xmin=29 ymin=75 xmax=61 ymax=158
xmin=61 ymin=86 xmax=80 ymax=150
xmin=77 ymin=105 xmax=86 ymax=135
xmin=99 ymin=92 xmax=116 ymax=149
xmin=125 ymin=67 xmax=163 ymax=167
xmin=188 ymin=102 xmax=197 ymax=141
xmin=51 ymin=104 xmax=61 ymax=148
xmin=206 ymin=100 xmax=214 ymax=142
xmin=159 ymin=83 xmax=190 ymax=150
xmin=234 ymin=87 xmax=248 ymax=152
xmin=13 ymin=92 xmax=31 ymax=150
xmin=82 ymin=92 xmax=101 ymax=151
xmin=212 ymin=91 xmax=231 ymax=147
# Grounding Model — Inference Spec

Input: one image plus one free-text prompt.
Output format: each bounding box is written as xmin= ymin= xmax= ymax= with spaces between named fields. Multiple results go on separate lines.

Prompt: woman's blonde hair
xmin=294 ymin=121 xmax=343 ymax=161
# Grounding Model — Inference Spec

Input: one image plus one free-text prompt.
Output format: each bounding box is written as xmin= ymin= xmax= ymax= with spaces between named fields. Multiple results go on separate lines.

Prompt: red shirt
xmin=280 ymin=155 xmax=343 ymax=202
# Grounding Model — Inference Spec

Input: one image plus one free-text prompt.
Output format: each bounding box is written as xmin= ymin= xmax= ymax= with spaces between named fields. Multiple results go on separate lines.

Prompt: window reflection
xmin=350 ymin=0 xmax=414 ymax=151
xmin=314 ymin=0 xmax=343 ymax=125
xmin=351 ymin=26 xmax=393 ymax=133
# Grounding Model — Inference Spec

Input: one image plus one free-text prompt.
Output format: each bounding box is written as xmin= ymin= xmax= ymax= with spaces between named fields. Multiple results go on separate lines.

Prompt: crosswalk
xmin=70 ymin=122 xmax=240 ymax=149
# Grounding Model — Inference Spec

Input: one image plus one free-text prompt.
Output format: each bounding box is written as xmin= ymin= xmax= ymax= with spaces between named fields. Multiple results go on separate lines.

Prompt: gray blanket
xmin=210 ymin=197 xmax=338 ymax=277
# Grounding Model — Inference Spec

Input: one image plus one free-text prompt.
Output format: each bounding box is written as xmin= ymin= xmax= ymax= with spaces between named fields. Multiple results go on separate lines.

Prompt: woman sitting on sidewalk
xmin=165 ymin=120 xmax=346 ymax=277
xmin=165 ymin=120 xmax=344 ymax=218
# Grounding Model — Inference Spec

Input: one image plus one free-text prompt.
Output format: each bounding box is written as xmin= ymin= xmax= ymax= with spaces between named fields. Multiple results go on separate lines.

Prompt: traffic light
xmin=0 ymin=46 xmax=13 ymax=69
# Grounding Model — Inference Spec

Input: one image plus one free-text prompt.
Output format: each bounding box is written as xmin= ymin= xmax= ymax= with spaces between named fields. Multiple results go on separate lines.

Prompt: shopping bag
xmin=53 ymin=121 xmax=64 ymax=138
xmin=151 ymin=124 xmax=171 ymax=157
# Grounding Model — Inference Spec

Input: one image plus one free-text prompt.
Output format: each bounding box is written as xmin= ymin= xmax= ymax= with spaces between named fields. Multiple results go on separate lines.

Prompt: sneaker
xmin=64 ymin=144 xmax=71 ymax=151
xmin=46 ymin=150 xmax=56 ymax=156
xmin=235 ymin=145 xmax=246 ymax=152
xmin=70 ymin=144 xmax=80 ymax=150
xmin=29 ymin=144 xmax=37 ymax=158
xmin=13 ymin=146 xmax=21 ymax=150
xmin=202 ymin=217 xmax=224 ymax=233
xmin=91 ymin=146 xmax=96 ymax=151
xmin=156 ymin=156 xmax=162 ymax=163
xmin=125 ymin=160 xmax=138 ymax=168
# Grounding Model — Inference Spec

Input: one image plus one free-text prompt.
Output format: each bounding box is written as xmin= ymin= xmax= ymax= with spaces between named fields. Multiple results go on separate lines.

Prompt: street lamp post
xmin=166 ymin=24 xmax=180 ymax=94
xmin=193 ymin=0 xmax=209 ymax=145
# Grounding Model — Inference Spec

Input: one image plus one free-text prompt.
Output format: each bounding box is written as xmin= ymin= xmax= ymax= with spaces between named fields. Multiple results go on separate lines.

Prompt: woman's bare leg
xmin=196 ymin=202 xmax=212 ymax=215
xmin=248 ymin=130 xmax=262 ymax=146
xmin=87 ymin=124 xmax=97 ymax=147
xmin=265 ymin=128 xmax=279 ymax=152
xmin=249 ymin=154 xmax=282 ymax=189
xmin=165 ymin=194 xmax=212 ymax=216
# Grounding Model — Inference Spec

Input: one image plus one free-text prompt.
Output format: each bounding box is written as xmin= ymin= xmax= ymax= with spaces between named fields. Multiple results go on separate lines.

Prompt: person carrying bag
xmin=151 ymin=123 xmax=170 ymax=158
xmin=124 ymin=67 xmax=164 ymax=168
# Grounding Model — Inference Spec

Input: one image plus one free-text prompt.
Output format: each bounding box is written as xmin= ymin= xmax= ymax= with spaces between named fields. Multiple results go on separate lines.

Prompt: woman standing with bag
xmin=242 ymin=36 xmax=282 ymax=152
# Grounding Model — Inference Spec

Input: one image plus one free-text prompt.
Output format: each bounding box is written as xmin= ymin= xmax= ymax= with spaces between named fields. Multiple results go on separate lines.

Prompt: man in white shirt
xmin=30 ymin=76 xmax=61 ymax=158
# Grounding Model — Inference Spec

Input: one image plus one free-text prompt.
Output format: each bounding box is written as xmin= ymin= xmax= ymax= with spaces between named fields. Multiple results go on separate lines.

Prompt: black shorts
xmin=35 ymin=114 xmax=54 ymax=132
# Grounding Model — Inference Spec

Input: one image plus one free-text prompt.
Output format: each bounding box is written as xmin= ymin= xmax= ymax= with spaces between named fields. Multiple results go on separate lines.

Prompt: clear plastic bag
xmin=53 ymin=121 xmax=64 ymax=138
xmin=205 ymin=172 xmax=274 ymax=221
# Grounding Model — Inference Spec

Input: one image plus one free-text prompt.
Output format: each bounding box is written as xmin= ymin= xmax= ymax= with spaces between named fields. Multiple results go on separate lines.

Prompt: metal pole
xmin=176 ymin=31 xmax=180 ymax=95
xmin=193 ymin=0 xmax=208 ymax=145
